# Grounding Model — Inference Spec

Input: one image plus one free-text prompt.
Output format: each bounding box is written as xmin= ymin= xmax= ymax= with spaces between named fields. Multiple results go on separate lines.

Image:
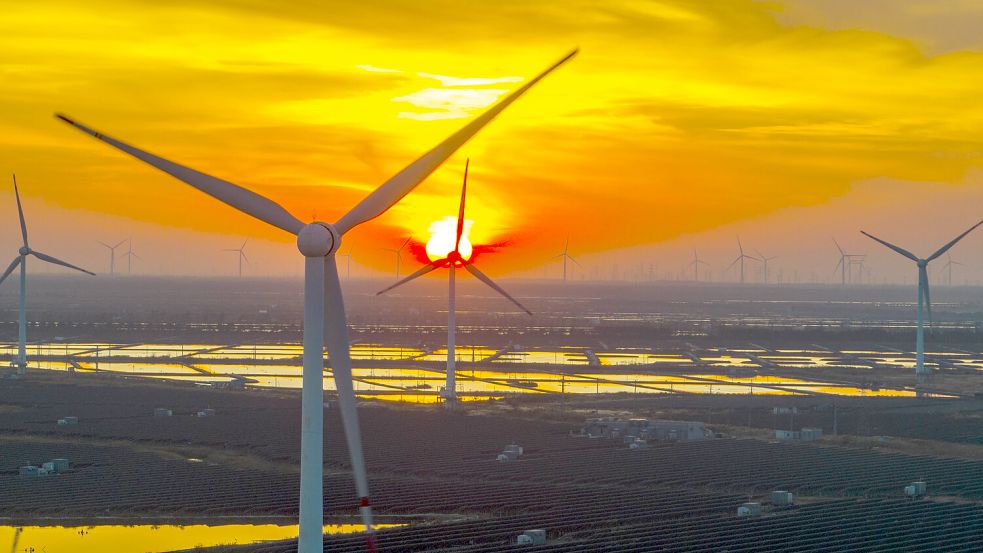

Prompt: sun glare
xmin=426 ymin=217 xmax=473 ymax=262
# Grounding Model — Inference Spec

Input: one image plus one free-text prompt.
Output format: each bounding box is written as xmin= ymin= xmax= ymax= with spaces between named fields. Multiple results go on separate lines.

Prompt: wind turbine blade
xmin=113 ymin=239 xmax=126 ymax=249
xmin=568 ymin=256 xmax=583 ymax=269
xmin=727 ymin=256 xmax=740 ymax=270
xmin=832 ymin=238 xmax=844 ymax=256
xmin=455 ymin=159 xmax=468 ymax=252
xmin=322 ymin=258 xmax=376 ymax=545
xmin=334 ymin=49 xmax=577 ymax=234
xmin=98 ymin=241 xmax=112 ymax=250
xmin=12 ymin=175 xmax=28 ymax=248
xmin=376 ymin=262 xmax=442 ymax=295
xmin=55 ymin=115 xmax=305 ymax=236
xmin=564 ymin=236 xmax=569 ymax=255
xmin=241 ymin=251 xmax=250 ymax=264
xmin=860 ymin=231 xmax=919 ymax=262
xmin=398 ymin=237 xmax=411 ymax=252
xmin=30 ymin=251 xmax=95 ymax=275
xmin=833 ymin=257 xmax=842 ymax=274
xmin=464 ymin=263 xmax=532 ymax=315
xmin=0 ymin=256 xmax=22 ymax=287
xmin=926 ymin=219 xmax=983 ymax=262
xmin=241 ymin=238 xmax=249 ymax=250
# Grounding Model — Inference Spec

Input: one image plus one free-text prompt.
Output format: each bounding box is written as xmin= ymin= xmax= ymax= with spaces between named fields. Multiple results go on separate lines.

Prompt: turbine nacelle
xmin=18 ymin=246 xmax=29 ymax=256
xmin=296 ymin=222 xmax=340 ymax=258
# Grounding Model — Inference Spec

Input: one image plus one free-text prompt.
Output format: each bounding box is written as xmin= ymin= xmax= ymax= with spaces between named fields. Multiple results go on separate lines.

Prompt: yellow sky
xmin=2 ymin=0 xmax=983 ymax=278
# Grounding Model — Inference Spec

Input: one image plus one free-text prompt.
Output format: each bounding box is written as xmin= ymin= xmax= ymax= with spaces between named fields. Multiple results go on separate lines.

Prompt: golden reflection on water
xmin=0 ymin=523 xmax=397 ymax=553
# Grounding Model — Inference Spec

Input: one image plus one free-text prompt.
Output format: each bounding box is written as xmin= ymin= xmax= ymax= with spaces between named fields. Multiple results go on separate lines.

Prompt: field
xmin=0 ymin=372 xmax=980 ymax=552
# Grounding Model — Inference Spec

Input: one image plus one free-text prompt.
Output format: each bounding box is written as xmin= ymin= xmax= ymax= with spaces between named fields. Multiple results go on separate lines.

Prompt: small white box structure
xmin=498 ymin=444 xmax=523 ymax=461
xmin=50 ymin=458 xmax=69 ymax=473
xmin=628 ymin=437 xmax=648 ymax=449
xmin=906 ymin=481 xmax=927 ymax=497
xmin=770 ymin=491 xmax=794 ymax=506
xmin=737 ymin=502 xmax=762 ymax=517
xmin=196 ymin=408 xmax=216 ymax=417
xmin=57 ymin=416 xmax=79 ymax=425
xmin=504 ymin=444 xmax=523 ymax=456
xmin=800 ymin=427 xmax=823 ymax=442
xmin=517 ymin=529 xmax=546 ymax=545
xmin=775 ymin=429 xmax=799 ymax=441
xmin=41 ymin=462 xmax=56 ymax=473
xmin=154 ymin=408 xmax=173 ymax=417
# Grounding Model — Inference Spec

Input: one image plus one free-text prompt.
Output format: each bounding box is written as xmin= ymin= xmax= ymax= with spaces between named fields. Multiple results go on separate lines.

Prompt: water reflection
xmin=0 ymin=523 xmax=395 ymax=553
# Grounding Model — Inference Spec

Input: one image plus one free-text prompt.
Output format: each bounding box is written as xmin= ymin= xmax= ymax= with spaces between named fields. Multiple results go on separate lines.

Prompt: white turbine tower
xmin=383 ymin=237 xmax=411 ymax=281
xmin=728 ymin=237 xmax=757 ymax=284
xmin=377 ymin=160 xmax=531 ymax=404
xmin=224 ymin=239 xmax=249 ymax=277
xmin=553 ymin=237 xmax=581 ymax=282
xmin=861 ymin=220 xmax=983 ymax=379
xmin=122 ymin=238 xmax=141 ymax=275
xmin=57 ymin=48 xmax=575 ymax=553
xmin=0 ymin=176 xmax=94 ymax=374
xmin=99 ymin=239 xmax=126 ymax=275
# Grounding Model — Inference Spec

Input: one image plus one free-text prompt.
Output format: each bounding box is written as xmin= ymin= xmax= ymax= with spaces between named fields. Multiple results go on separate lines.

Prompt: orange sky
xmin=2 ymin=0 xmax=983 ymax=281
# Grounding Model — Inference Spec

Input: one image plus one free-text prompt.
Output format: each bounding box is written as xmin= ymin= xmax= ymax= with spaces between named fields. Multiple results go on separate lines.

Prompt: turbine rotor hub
xmin=18 ymin=247 xmax=29 ymax=256
xmin=296 ymin=222 xmax=340 ymax=258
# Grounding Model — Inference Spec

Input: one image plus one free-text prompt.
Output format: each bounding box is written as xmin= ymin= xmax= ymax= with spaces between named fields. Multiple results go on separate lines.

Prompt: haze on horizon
xmin=3 ymin=0 xmax=983 ymax=283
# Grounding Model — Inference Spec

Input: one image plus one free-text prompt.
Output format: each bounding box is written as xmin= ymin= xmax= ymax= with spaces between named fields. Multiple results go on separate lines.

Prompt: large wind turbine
xmin=553 ymin=237 xmax=581 ymax=282
xmin=377 ymin=160 xmax=532 ymax=404
xmin=728 ymin=237 xmax=757 ymax=284
xmin=861 ymin=220 xmax=983 ymax=378
xmin=58 ymin=48 xmax=575 ymax=553
xmin=0 ymin=176 xmax=94 ymax=374
xmin=224 ymin=239 xmax=249 ymax=277
xmin=99 ymin=239 xmax=126 ymax=275
xmin=383 ymin=237 xmax=411 ymax=281
xmin=122 ymin=238 xmax=141 ymax=275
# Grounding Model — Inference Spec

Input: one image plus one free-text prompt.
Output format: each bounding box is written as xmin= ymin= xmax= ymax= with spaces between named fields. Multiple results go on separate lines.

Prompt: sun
xmin=426 ymin=216 xmax=473 ymax=263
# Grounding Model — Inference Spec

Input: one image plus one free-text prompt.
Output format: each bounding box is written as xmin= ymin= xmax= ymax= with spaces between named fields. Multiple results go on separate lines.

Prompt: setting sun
xmin=425 ymin=217 xmax=472 ymax=263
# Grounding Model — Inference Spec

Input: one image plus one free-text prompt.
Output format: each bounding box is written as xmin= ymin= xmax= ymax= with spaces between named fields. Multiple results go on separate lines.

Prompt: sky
xmin=2 ymin=0 xmax=983 ymax=282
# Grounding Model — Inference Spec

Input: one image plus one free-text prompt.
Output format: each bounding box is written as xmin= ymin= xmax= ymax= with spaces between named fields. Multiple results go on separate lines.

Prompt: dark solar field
xmin=0 ymin=373 xmax=980 ymax=552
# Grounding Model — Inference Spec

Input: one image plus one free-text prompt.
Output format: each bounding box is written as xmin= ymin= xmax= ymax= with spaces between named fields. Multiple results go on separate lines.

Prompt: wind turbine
xmin=942 ymin=254 xmax=963 ymax=286
xmin=57 ymin=48 xmax=576 ymax=553
xmin=728 ymin=237 xmax=757 ymax=284
xmin=339 ymin=247 xmax=353 ymax=281
xmin=755 ymin=249 xmax=777 ymax=284
xmin=98 ymin=239 xmax=126 ymax=275
xmin=833 ymin=239 xmax=865 ymax=285
xmin=553 ymin=237 xmax=581 ymax=282
xmin=383 ymin=237 xmax=411 ymax=281
xmin=377 ymin=160 xmax=532 ymax=404
xmin=122 ymin=238 xmax=141 ymax=275
xmin=0 ymin=176 xmax=94 ymax=374
xmin=224 ymin=239 xmax=249 ymax=277
xmin=687 ymin=250 xmax=708 ymax=282
xmin=861 ymin=220 xmax=983 ymax=378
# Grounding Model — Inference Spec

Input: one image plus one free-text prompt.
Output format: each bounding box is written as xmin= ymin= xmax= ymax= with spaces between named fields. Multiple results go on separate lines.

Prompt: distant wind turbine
xmin=122 ymin=239 xmax=141 ymax=275
xmin=553 ymin=237 xmax=581 ymax=282
xmin=383 ymin=237 xmax=411 ymax=281
xmin=688 ymin=250 xmax=709 ymax=282
xmin=378 ymin=160 xmax=532 ymax=405
xmin=833 ymin=239 xmax=865 ymax=285
xmin=224 ymin=239 xmax=249 ymax=277
xmin=57 ymin=47 xmax=576 ymax=553
xmin=339 ymin=246 xmax=353 ymax=281
xmin=755 ymin=249 xmax=777 ymax=284
xmin=728 ymin=237 xmax=758 ymax=284
xmin=0 ymin=176 xmax=94 ymax=374
xmin=942 ymin=254 xmax=963 ymax=286
xmin=99 ymin=239 xmax=126 ymax=275
xmin=861 ymin=220 xmax=983 ymax=378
